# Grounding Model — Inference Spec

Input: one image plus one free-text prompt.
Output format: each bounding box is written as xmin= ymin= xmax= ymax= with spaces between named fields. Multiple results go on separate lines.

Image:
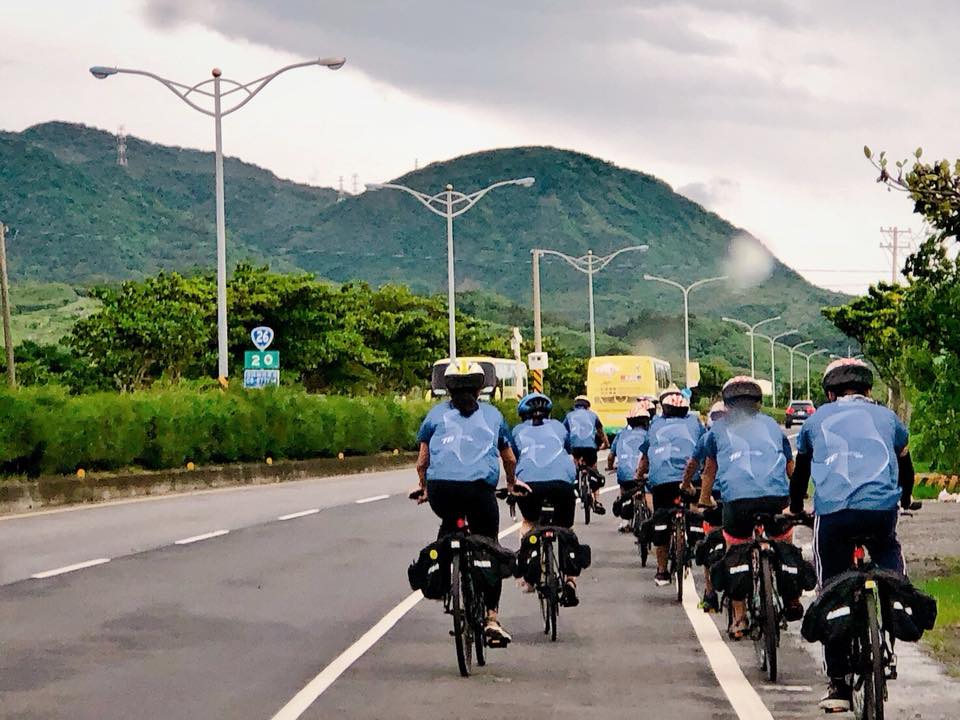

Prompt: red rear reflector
xmin=456 ymin=518 xmax=466 ymax=529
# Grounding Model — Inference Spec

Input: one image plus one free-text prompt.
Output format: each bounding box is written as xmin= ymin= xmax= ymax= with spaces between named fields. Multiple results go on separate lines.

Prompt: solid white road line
xmin=760 ymin=684 xmax=813 ymax=693
xmin=269 ymin=520 xmax=523 ymax=720
xmin=682 ymin=573 xmax=775 ymax=720
xmin=31 ymin=558 xmax=111 ymax=579
xmin=174 ymin=529 xmax=229 ymax=545
xmin=278 ymin=509 xmax=320 ymax=521
xmin=355 ymin=494 xmax=390 ymax=505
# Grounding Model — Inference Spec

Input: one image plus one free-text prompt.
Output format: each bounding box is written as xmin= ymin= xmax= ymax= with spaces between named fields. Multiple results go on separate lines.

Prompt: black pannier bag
xmin=408 ymin=538 xmax=451 ymax=600
xmin=872 ymin=568 xmax=938 ymax=642
xmin=516 ymin=529 xmax=545 ymax=585
xmin=802 ymin=570 xmax=870 ymax=644
xmin=695 ymin=528 xmax=726 ymax=568
xmin=556 ymin=527 xmax=592 ymax=577
xmin=642 ymin=508 xmax=674 ymax=546
xmin=613 ymin=494 xmax=635 ymax=520
xmin=686 ymin=512 xmax=706 ymax=545
xmin=772 ymin=541 xmax=816 ymax=601
xmin=465 ymin=534 xmax=517 ymax=594
xmin=711 ymin=543 xmax=754 ymax=601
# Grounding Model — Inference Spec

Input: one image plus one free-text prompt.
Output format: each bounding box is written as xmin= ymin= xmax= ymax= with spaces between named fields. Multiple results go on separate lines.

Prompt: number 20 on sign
xmin=244 ymin=351 xmax=279 ymax=369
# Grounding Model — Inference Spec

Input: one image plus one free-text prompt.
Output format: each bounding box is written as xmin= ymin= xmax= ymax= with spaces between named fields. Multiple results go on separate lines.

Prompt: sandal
xmin=727 ymin=618 xmax=749 ymax=641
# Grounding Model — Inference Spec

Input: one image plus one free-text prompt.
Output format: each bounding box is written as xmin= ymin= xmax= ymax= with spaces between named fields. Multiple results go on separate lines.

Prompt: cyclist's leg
xmin=814 ymin=509 xmax=859 ymax=687
xmin=862 ymin=507 xmax=905 ymax=575
xmin=550 ymin=481 xmax=578 ymax=529
xmin=721 ymin=498 xmax=757 ymax=633
xmin=516 ymin=484 xmax=545 ymax=537
xmin=617 ymin=480 xmax=637 ymax=531
xmin=651 ymin=482 xmax=681 ymax=583
xmin=426 ymin=480 xmax=464 ymax=538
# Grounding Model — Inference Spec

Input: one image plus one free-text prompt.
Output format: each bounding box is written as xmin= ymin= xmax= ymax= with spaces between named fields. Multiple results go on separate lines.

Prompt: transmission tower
xmin=337 ymin=176 xmax=345 ymax=203
xmin=116 ymin=126 xmax=128 ymax=166
xmin=352 ymin=173 xmax=359 ymax=194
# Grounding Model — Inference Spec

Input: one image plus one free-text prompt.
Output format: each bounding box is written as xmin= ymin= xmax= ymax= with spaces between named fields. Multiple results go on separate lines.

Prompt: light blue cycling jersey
xmin=564 ymin=407 xmax=602 ymax=449
xmin=510 ymin=419 xmax=576 ymax=484
xmin=797 ymin=396 xmax=908 ymax=515
xmin=702 ymin=412 xmax=792 ymax=503
xmin=417 ymin=401 xmax=512 ymax=486
xmin=610 ymin=426 xmax=648 ymax=484
xmin=640 ymin=415 xmax=704 ymax=488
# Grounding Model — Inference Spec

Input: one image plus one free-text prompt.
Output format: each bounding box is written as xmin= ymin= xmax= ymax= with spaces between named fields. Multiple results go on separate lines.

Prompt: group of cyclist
xmin=415 ymin=355 xmax=915 ymax=714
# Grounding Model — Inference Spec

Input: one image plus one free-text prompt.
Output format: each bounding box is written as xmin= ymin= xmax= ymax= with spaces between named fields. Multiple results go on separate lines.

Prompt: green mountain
xmin=0 ymin=122 xmax=850 ymax=361
xmin=0 ymin=121 xmax=338 ymax=282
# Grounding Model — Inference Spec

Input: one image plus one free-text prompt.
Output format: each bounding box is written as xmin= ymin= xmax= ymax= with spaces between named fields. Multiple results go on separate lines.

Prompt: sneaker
xmin=818 ymin=679 xmax=852 ymax=713
xmin=699 ymin=590 xmax=720 ymax=614
xmin=654 ymin=571 xmax=671 ymax=586
xmin=561 ymin=580 xmax=580 ymax=607
xmin=484 ymin=619 xmax=512 ymax=647
xmin=784 ymin=598 xmax=805 ymax=622
xmin=618 ymin=521 xmax=631 ymax=533
xmin=593 ymin=501 xmax=607 ymax=515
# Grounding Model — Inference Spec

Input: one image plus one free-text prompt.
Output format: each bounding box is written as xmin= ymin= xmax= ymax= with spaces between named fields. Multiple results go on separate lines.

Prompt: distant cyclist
xmin=607 ymin=403 xmax=651 ymax=533
xmin=563 ymin=395 xmax=609 ymax=515
xmin=637 ymin=387 xmax=704 ymax=586
xmin=682 ymin=400 xmax=727 ymax=612
xmin=791 ymin=359 xmax=914 ymax=713
xmin=511 ymin=391 xmax=579 ymax=605
xmin=694 ymin=377 xmax=799 ymax=637
xmin=415 ymin=360 xmax=519 ymax=646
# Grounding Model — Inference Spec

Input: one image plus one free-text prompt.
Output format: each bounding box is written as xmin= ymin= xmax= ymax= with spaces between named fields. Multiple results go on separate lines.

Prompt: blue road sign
xmin=251 ymin=326 xmax=275 ymax=351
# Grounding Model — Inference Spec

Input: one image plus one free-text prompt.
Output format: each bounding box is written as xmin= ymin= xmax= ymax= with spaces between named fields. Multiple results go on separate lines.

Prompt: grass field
xmin=7 ymin=282 xmax=100 ymax=345
xmin=918 ymin=559 xmax=960 ymax=677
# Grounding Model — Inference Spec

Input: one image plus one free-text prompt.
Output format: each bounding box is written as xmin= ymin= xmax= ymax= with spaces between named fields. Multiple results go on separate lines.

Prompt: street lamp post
xmin=367 ymin=178 xmax=536 ymax=361
xmin=721 ymin=315 xmax=781 ymax=378
xmin=800 ymin=348 xmax=831 ymax=400
xmin=784 ymin=340 xmax=813 ymax=402
xmin=644 ymin=274 xmax=727 ymax=383
xmin=532 ymin=246 xmax=649 ymax=357
xmin=90 ymin=57 xmax=346 ymax=382
xmin=755 ymin=329 xmax=799 ymax=408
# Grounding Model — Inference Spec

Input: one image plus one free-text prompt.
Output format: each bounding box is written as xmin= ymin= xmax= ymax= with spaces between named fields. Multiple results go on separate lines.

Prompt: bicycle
xmin=667 ymin=490 xmax=700 ymax=603
xmin=728 ymin=512 xmax=812 ymax=683
xmin=497 ymin=487 xmax=568 ymax=642
xmin=409 ymin=488 xmax=488 ymax=677
xmin=844 ymin=501 xmax=923 ymax=720
xmin=629 ymin=478 xmax=653 ymax=567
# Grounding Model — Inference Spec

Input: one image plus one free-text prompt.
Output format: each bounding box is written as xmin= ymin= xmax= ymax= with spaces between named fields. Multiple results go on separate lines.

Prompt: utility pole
xmin=0 ymin=223 xmax=15 ymax=387
xmin=531 ymin=249 xmax=543 ymax=392
xmin=879 ymin=226 xmax=913 ymax=284
xmin=337 ymin=176 xmax=345 ymax=203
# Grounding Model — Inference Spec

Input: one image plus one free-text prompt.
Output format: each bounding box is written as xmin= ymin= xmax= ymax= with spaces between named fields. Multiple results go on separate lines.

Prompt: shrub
xmin=0 ymin=387 xmax=432 ymax=477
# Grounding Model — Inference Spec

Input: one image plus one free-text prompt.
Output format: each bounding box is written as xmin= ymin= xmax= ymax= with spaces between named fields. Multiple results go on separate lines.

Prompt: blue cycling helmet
xmin=518 ymin=392 xmax=553 ymax=420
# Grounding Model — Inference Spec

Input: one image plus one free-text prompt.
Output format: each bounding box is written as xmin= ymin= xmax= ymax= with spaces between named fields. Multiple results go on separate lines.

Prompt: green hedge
xmin=0 ymin=387 xmax=431 ymax=477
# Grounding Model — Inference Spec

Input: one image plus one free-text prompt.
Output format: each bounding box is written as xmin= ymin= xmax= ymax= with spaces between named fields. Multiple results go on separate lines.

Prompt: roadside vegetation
xmin=917 ymin=559 xmax=960 ymax=676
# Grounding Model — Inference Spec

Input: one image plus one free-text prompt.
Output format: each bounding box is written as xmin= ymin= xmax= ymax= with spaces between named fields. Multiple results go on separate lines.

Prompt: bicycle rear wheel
xmin=545 ymin=541 xmax=559 ymax=642
xmin=673 ymin=516 xmax=685 ymax=603
xmin=759 ymin=555 xmax=779 ymax=682
xmin=450 ymin=554 xmax=472 ymax=677
xmin=637 ymin=502 xmax=651 ymax=567
xmin=856 ymin=595 xmax=886 ymax=720
xmin=579 ymin=474 xmax=591 ymax=525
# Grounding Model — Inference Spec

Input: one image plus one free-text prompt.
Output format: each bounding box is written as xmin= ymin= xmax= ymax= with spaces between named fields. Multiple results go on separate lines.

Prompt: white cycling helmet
xmin=444 ymin=359 xmax=485 ymax=392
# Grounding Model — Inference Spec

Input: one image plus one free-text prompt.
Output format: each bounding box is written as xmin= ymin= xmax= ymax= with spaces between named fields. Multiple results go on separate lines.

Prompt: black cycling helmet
xmin=518 ymin=392 xmax=553 ymax=421
xmin=722 ymin=375 xmax=763 ymax=403
xmin=822 ymin=358 xmax=873 ymax=395
xmin=443 ymin=360 xmax=485 ymax=392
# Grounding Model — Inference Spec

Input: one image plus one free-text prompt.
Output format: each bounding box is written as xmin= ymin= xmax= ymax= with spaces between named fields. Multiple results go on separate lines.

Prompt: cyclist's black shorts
xmin=517 ymin=480 xmax=576 ymax=528
xmin=722 ymin=495 xmax=789 ymax=540
xmin=618 ymin=480 xmax=638 ymax=493
xmin=571 ymin=447 xmax=598 ymax=466
xmin=426 ymin=479 xmax=499 ymax=539
xmin=650 ymin=481 xmax=682 ymax=510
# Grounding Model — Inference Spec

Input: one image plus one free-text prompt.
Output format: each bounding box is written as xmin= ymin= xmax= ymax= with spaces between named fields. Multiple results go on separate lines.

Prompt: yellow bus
xmin=430 ymin=357 xmax=528 ymax=401
xmin=586 ymin=355 xmax=673 ymax=432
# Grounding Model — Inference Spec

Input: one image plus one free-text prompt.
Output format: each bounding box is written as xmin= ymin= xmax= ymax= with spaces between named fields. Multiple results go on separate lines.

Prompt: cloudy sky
xmin=3 ymin=0 xmax=954 ymax=293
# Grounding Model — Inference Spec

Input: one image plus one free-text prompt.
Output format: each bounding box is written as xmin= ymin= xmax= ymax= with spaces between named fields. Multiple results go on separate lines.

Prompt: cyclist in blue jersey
xmin=563 ymin=396 xmax=609 ymax=515
xmin=695 ymin=377 xmax=799 ymax=637
xmin=607 ymin=402 xmax=651 ymax=532
xmin=790 ymin=359 xmax=915 ymax=713
xmin=682 ymin=400 xmax=727 ymax=612
xmin=415 ymin=360 xmax=519 ymax=646
xmin=636 ymin=387 xmax=705 ymax=586
xmin=511 ymin=391 xmax=579 ymax=605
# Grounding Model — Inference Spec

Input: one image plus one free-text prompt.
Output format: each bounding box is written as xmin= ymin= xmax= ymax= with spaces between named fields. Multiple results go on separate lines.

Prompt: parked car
xmin=785 ymin=400 xmax=815 ymax=428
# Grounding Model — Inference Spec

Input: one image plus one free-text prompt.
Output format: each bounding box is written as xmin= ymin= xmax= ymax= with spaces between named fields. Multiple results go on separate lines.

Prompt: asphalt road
xmin=2 ymin=456 xmax=958 ymax=719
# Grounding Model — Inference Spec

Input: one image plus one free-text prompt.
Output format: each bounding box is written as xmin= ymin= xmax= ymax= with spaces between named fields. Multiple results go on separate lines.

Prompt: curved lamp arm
xmin=592 ymin=245 xmax=648 ymax=272
xmin=449 ymin=177 xmax=535 ymax=218
xmin=219 ymin=57 xmax=345 ymax=116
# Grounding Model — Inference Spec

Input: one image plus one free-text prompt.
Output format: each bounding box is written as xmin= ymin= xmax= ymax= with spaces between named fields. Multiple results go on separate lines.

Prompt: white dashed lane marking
xmin=174 ymin=530 xmax=229 ymax=545
xmin=355 ymin=494 xmax=390 ymax=505
xmin=278 ymin=509 xmax=321 ymax=521
xmin=31 ymin=558 xmax=111 ymax=579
